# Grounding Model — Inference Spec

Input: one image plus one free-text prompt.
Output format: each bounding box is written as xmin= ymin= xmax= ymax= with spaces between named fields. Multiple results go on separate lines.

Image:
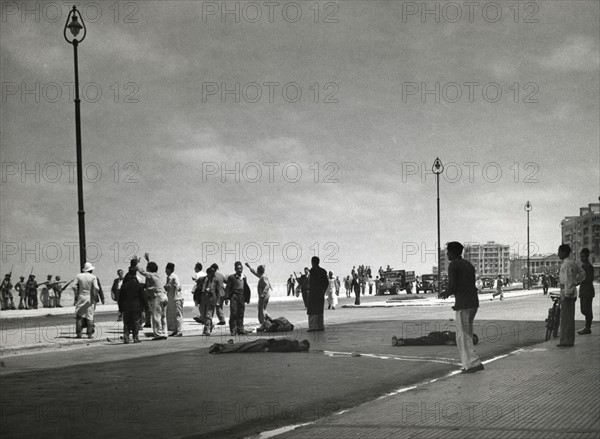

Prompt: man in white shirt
xmin=73 ymin=262 xmax=100 ymax=339
xmin=165 ymin=263 xmax=183 ymax=337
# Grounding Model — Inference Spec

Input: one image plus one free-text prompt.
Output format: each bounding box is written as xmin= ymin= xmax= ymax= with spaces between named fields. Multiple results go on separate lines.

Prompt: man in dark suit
xmin=307 ymin=256 xmax=328 ymax=332
xmin=111 ymin=269 xmax=124 ymax=322
xmin=224 ymin=261 xmax=251 ymax=336
xmin=118 ymin=268 xmax=145 ymax=343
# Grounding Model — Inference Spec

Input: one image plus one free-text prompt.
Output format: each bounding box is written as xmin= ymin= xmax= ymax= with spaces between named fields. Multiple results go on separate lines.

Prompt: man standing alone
xmin=440 ymin=241 xmax=484 ymax=373
xmin=556 ymin=244 xmax=586 ymax=347
xmin=578 ymin=248 xmax=595 ymax=335
xmin=307 ymin=256 xmax=328 ymax=332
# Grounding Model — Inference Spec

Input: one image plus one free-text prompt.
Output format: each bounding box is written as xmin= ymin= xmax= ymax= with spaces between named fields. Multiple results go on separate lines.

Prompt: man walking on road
xmin=307 ymin=256 xmax=328 ymax=332
xmin=492 ymin=275 xmax=504 ymax=300
xmin=557 ymin=244 xmax=586 ymax=347
xmin=440 ymin=241 xmax=484 ymax=374
xmin=73 ymin=262 xmax=100 ymax=339
xmin=578 ymin=248 xmax=595 ymax=335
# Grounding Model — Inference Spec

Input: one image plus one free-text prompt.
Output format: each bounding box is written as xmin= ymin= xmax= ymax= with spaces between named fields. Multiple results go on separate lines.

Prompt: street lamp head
xmin=432 ymin=157 xmax=444 ymax=175
xmin=64 ymin=6 xmax=86 ymax=44
xmin=524 ymin=201 xmax=532 ymax=212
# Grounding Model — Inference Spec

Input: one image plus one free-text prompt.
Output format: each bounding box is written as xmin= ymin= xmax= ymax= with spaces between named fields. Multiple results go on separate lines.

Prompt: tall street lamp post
xmin=432 ymin=158 xmax=444 ymax=296
xmin=64 ymin=6 xmax=87 ymax=271
xmin=524 ymin=201 xmax=532 ymax=289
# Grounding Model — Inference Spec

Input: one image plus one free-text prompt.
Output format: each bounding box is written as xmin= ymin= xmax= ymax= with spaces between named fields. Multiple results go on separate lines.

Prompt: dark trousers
xmin=580 ymin=296 xmax=594 ymax=329
xmin=559 ymin=298 xmax=576 ymax=346
xmin=75 ymin=316 xmax=94 ymax=337
xmin=229 ymin=293 xmax=245 ymax=335
xmin=27 ymin=294 xmax=38 ymax=309
xmin=123 ymin=309 xmax=142 ymax=339
xmin=354 ymin=287 xmax=360 ymax=305
xmin=301 ymin=289 xmax=308 ymax=308
xmin=215 ymin=296 xmax=226 ymax=323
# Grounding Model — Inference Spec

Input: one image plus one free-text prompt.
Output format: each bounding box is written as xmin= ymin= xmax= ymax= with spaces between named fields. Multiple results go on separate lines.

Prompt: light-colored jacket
xmin=559 ymin=259 xmax=586 ymax=299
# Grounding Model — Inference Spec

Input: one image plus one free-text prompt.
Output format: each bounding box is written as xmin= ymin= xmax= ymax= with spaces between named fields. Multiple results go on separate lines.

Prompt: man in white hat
xmin=73 ymin=262 xmax=100 ymax=339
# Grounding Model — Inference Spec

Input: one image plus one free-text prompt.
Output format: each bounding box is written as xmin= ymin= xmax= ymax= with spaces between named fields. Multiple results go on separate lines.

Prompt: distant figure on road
xmin=26 ymin=275 xmax=38 ymax=310
xmin=542 ymin=275 xmax=549 ymax=295
xmin=557 ymin=244 xmax=586 ymax=347
xmin=352 ymin=274 xmax=361 ymax=305
xmin=111 ymin=269 xmax=125 ymax=322
xmin=578 ymin=248 xmax=595 ymax=335
xmin=326 ymin=271 xmax=338 ymax=310
xmin=439 ymin=241 xmax=484 ymax=374
xmin=15 ymin=276 xmax=26 ymax=309
xmin=287 ymin=275 xmax=295 ymax=296
xmin=307 ymin=256 xmax=328 ymax=332
xmin=492 ymin=275 xmax=504 ymax=300
xmin=344 ymin=276 xmax=351 ymax=298
xmin=1 ymin=274 xmax=15 ymax=310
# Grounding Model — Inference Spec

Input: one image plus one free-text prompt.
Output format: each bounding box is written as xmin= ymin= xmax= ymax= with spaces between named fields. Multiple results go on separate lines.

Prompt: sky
xmin=1 ymin=0 xmax=599 ymax=283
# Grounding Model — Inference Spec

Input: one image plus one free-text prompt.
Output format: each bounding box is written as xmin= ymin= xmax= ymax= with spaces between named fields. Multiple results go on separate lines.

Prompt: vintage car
xmin=416 ymin=274 xmax=438 ymax=294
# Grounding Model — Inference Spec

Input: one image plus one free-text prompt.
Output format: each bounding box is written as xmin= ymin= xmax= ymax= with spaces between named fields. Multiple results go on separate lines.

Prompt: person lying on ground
xmin=391 ymin=331 xmax=479 ymax=346
xmin=209 ymin=338 xmax=310 ymax=354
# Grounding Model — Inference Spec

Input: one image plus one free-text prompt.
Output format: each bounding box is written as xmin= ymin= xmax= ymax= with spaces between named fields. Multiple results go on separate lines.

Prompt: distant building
xmin=510 ymin=253 xmax=561 ymax=280
xmin=561 ymin=200 xmax=600 ymax=279
xmin=439 ymin=241 xmax=511 ymax=277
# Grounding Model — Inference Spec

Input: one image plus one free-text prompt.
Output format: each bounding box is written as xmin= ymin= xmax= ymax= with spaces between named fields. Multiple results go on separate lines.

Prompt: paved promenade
xmin=266 ymin=325 xmax=600 ymax=439
xmin=1 ymin=287 xmax=598 ymax=439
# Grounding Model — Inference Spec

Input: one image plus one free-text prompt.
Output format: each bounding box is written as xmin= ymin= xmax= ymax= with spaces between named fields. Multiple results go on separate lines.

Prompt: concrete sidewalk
xmin=268 ymin=325 xmax=600 ymax=439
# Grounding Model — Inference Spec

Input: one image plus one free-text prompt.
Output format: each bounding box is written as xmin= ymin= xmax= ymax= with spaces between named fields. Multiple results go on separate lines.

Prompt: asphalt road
xmin=1 ymin=293 xmax=591 ymax=439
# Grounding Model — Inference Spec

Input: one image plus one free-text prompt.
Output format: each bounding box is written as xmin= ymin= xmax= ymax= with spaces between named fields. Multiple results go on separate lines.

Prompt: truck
xmin=377 ymin=270 xmax=411 ymax=295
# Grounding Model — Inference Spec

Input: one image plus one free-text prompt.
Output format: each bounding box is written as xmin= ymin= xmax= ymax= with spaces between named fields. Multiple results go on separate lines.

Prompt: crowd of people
xmin=0 ymin=273 xmax=85 ymax=311
xmin=2 ymin=243 xmax=596 ymax=367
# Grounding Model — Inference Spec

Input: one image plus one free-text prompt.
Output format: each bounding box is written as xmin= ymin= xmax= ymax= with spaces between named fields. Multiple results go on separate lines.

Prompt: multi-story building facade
xmin=561 ymin=201 xmax=600 ymax=279
xmin=510 ymin=253 xmax=561 ymax=280
xmin=439 ymin=241 xmax=510 ymax=277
